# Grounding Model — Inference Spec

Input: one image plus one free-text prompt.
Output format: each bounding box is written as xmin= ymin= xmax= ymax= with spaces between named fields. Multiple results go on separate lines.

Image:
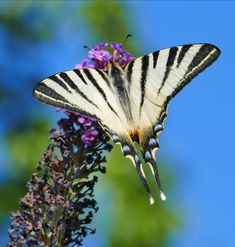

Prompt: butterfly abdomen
xmin=108 ymin=62 xmax=134 ymax=126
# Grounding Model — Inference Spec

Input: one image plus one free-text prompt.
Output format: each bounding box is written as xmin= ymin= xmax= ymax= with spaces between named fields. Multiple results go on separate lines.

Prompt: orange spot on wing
xmin=128 ymin=129 xmax=142 ymax=144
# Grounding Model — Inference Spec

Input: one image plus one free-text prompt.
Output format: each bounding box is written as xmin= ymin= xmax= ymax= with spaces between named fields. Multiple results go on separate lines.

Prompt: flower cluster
xmin=76 ymin=42 xmax=135 ymax=70
xmin=8 ymin=111 xmax=112 ymax=247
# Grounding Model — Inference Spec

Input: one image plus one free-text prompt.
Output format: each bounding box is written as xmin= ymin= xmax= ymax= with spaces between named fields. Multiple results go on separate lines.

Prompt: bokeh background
xmin=0 ymin=1 xmax=234 ymax=246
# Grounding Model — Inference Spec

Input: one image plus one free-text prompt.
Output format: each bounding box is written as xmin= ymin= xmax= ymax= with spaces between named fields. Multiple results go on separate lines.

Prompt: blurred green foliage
xmin=7 ymin=119 xmax=49 ymax=173
xmin=103 ymin=146 xmax=180 ymax=247
xmin=80 ymin=1 xmax=128 ymax=42
xmin=0 ymin=180 xmax=26 ymax=216
xmin=0 ymin=2 xmax=52 ymax=41
xmin=80 ymin=1 xmax=138 ymax=54
xmin=0 ymin=120 xmax=49 ymax=215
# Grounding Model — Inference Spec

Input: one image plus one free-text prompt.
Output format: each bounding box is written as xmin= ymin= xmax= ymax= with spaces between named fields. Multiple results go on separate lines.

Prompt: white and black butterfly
xmin=33 ymin=43 xmax=220 ymax=204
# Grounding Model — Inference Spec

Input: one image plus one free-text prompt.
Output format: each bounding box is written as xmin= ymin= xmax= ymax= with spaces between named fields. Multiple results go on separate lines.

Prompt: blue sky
xmin=1 ymin=1 xmax=235 ymax=246
xmin=132 ymin=1 xmax=235 ymax=247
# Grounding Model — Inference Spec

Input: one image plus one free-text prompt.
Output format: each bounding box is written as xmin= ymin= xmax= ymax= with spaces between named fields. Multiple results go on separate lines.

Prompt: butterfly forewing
xmin=125 ymin=44 xmax=220 ymax=130
xmin=33 ymin=69 xmax=128 ymax=135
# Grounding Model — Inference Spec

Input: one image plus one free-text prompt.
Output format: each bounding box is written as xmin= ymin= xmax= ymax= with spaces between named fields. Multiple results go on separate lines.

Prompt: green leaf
xmin=7 ymin=119 xmax=50 ymax=174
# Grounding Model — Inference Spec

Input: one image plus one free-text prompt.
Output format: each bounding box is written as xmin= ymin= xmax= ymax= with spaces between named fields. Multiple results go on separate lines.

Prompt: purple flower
xmin=88 ymin=48 xmax=112 ymax=70
xmin=81 ymin=130 xmax=99 ymax=145
xmin=76 ymin=58 xmax=95 ymax=69
xmin=88 ymin=42 xmax=111 ymax=69
xmin=110 ymin=42 xmax=135 ymax=66
xmin=111 ymin=42 xmax=123 ymax=52
xmin=88 ymin=49 xmax=112 ymax=62
xmin=120 ymin=50 xmax=135 ymax=64
xmin=74 ymin=41 xmax=135 ymax=71
xmin=78 ymin=116 xmax=95 ymax=127
xmin=92 ymin=42 xmax=108 ymax=50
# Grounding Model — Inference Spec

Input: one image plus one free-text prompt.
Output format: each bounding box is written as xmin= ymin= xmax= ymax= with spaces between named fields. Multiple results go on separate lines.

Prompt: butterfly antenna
xmin=123 ymin=34 xmax=132 ymax=46
xmin=121 ymin=141 xmax=155 ymax=205
xmin=84 ymin=45 xmax=91 ymax=50
xmin=142 ymin=140 xmax=166 ymax=201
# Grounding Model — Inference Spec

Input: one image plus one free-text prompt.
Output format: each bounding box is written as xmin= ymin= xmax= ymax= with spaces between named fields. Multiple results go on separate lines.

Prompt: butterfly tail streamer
xmin=138 ymin=133 xmax=166 ymax=201
xmin=119 ymin=140 xmax=155 ymax=205
xmin=143 ymin=149 xmax=166 ymax=201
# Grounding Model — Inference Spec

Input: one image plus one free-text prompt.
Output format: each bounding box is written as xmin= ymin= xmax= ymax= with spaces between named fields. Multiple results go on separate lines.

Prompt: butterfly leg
xmin=113 ymin=134 xmax=155 ymax=205
xmin=141 ymin=135 xmax=166 ymax=201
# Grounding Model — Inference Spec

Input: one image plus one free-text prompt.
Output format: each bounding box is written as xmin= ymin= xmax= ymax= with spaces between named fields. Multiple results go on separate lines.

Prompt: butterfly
xmin=33 ymin=43 xmax=220 ymax=204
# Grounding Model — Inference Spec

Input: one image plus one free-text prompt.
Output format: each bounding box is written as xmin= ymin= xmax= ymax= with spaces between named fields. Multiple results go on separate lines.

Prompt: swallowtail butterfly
xmin=33 ymin=43 xmax=220 ymax=204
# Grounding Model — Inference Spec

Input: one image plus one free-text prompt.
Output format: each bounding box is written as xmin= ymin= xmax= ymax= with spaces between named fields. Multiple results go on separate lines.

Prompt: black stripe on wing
xmin=95 ymin=69 xmax=110 ymax=87
xmin=139 ymin=55 xmax=149 ymax=114
xmin=126 ymin=60 xmax=134 ymax=92
xmin=177 ymin=45 xmax=191 ymax=68
xmin=34 ymin=83 xmax=70 ymax=104
xmin=49 ymin=75 xmax=72 ymax=93
xmin=59 ymin=72 xmax=99 ymax=109
xmin=83 ymin=69 xmax=120 ymax=118
xmin=59 ymin=72 xmax=80 ymax=91
xmin=34 ymin=82 xmax=99 ymax=119
xmin=158 ymin=47 xmax=178 ymax=94
xmin=188 ymin=44 xmax=216 ymax=71
xmin=73 ymin=69 xmax=88 ymax=84
xmin=168 ymin=44 xmax=221 ymax=102
xmin=152 ymin=51 xmax=159 ymax=68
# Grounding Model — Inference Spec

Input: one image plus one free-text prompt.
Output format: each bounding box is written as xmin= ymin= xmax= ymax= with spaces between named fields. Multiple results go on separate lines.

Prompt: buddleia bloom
xmin=76 ymin=41 xmax=135 ymax=70
xmin=8 ymin=41 xmax=134 ymax=246
xmin=8 ymin=111 xmax=112 ymax=246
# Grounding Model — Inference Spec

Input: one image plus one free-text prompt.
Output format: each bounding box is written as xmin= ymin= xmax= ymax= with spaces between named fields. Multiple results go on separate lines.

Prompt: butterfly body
xmin=33 ymin=43 xmax=220 ymax=204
